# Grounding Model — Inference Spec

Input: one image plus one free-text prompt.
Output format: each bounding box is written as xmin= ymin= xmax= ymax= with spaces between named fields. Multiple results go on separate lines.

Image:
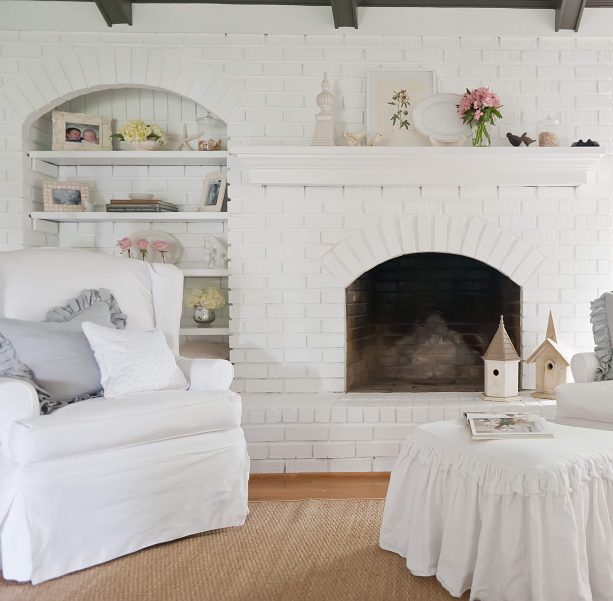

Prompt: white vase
xmin=128 ymin=140 xmax=162 ymax=151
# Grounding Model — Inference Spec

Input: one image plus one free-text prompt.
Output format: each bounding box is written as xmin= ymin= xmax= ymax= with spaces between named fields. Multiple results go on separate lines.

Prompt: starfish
xmin=177 ymin=124 xmax=200 ymax=151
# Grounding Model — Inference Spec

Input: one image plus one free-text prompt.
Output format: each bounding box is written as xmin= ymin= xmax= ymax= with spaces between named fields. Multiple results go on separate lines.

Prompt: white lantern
xmin=482 ymin=316 xmax=521 ymax=401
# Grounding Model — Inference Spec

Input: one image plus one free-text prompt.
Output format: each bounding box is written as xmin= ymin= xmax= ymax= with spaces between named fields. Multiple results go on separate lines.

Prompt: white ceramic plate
xmin=412 ymin=94 xmax=471 ymax=143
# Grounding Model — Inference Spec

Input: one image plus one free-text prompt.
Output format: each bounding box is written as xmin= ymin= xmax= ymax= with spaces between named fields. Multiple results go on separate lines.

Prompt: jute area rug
xmin=0 ymin=499 xmax=468 ymax=601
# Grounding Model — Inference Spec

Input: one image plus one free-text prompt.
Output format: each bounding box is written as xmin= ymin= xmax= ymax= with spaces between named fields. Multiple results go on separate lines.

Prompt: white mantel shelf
xmin=231 ymin=146 xmax=606 ymax=187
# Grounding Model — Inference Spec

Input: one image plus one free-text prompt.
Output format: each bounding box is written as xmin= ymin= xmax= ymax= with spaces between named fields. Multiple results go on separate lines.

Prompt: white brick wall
xmin=243 ymin=392 xmax=556 ymax=473
xmin=229 ymin=181 xmax=613 ymax=393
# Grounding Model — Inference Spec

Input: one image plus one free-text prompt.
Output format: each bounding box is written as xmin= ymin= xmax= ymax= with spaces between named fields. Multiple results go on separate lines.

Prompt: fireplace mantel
xmin=231 ymin=146 xmax=605 ymax=187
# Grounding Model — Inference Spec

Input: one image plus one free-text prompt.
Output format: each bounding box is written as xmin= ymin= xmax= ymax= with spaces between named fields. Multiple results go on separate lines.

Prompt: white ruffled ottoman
xmin=379 ymin=420 xmax=613 ymax=601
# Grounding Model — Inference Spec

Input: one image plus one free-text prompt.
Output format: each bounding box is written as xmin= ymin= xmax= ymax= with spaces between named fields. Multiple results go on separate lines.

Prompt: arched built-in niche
xmin=0 ymin=46 xmax=244 ymax=247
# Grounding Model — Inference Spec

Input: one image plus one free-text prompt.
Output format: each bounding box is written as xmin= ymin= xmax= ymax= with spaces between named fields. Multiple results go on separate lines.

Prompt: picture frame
xmin=43 ymin=180 xmax=89 ymax=212
xmin=52 ymin=110 xmax=112 ymax=151
xmin=367 ymin=69 xmax=436 ymax=147
xmin=200 ymin=170 xmax=227 ymax=212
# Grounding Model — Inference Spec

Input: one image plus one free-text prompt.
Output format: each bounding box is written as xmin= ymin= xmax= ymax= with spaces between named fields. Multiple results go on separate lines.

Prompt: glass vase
xmin=472 ymin=122 xmax=491 ymax=147
xmin=193 ymin=306 xmax=216 ymax=327
xmin=197 ymin=113 xmax=227 ymax=152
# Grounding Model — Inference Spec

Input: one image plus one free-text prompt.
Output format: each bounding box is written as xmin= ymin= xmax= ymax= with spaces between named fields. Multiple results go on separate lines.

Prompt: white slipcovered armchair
xmin=556 ymin=352 xmax=613 ymax=430
xmin=0 ymin=249 xmax=249 ymax=584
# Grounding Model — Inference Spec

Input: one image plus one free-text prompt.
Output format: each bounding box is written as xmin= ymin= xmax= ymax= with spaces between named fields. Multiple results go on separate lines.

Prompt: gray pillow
xmin=0 ymin=289 xmax=126 ymax=414
xmin=591 ymin=291 xmax=613 ymax=381
xmin=0 ymin=317 xmax=104 ymax=401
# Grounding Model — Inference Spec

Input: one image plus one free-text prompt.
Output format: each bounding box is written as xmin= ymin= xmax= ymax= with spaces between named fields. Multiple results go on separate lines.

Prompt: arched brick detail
xmin=321 ymin=215 xmax=543 ymax=288
xmin=0 ymin=46 xmax=244 ymax=123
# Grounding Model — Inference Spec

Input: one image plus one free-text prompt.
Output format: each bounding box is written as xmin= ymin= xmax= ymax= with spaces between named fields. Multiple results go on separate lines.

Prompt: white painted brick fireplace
xmin=230 ymin=147 xmax=610 ymax=472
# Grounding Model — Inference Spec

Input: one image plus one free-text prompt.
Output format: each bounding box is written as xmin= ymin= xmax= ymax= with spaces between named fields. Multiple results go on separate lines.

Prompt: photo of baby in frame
xmin=52 ymin=111 xmax=112 ymax=151
xmin=200 ymin=170 xmax=227 ymax=212
xmin=43 ymin=180 xmax=90 ymax=212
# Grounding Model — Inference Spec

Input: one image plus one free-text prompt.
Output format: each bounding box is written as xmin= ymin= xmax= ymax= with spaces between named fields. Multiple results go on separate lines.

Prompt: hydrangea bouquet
xmin=185 ymin=287 xmax=226 ymax=310
xmin=457 ymin=87 xmax=502 ymax=147
xmin=112 ymin=120 xmax=167 ymax=148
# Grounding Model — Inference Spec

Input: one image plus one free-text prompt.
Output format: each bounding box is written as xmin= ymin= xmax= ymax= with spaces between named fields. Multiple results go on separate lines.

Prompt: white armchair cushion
xmin=8 ymin=389 xmax=242 ymax=465
xmin=82 ymin=322 xmax=187 ymax=398
xmin=557 ymin=380 xmax=613 ymax=424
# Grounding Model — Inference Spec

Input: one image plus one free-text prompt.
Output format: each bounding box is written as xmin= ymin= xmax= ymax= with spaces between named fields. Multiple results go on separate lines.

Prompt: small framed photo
xmin=201 ymin=170 xmax=227 ymax=212
xmin=43 ymin=180 xmax=89 ymax=212
xmin=367 ymin=69 xmax=435 ymax=146
xmin=52 ymin=111 xmax=112 ymax=151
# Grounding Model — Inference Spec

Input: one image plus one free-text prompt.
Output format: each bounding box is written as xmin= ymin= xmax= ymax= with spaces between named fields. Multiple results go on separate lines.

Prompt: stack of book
xmin=106 ymin=199 xmax=178 ymax=213
xmin=464 ymin=412 xmax=554 ymax=440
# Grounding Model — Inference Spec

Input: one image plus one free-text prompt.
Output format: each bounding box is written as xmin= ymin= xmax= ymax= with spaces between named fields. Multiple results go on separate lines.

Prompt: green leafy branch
xmin=388 ymin=89 xmax=411 ymax=130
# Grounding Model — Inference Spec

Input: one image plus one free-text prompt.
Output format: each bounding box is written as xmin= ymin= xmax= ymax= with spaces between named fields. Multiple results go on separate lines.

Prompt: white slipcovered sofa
xmin=557 ymin=352 xmax=613 ymax=430
xmin=0 ymin=249 xmax=249 ymax=584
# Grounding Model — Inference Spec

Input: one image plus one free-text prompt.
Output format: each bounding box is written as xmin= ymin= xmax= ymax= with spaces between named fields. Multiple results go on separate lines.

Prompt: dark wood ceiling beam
xmin=94 ymin=0 xmax=133 ymax=25
xmin=331 ymin=0 xmax=358 ymax=27
xmin=555 ymin=0 xmax=587 ymax=30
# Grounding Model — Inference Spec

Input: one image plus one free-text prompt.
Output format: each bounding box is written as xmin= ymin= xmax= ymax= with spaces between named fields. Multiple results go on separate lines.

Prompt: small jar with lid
xmin=197 ymin=112 xmax=227 ymax=151
xmin=538 ymin=117 xmax=560 ymax=147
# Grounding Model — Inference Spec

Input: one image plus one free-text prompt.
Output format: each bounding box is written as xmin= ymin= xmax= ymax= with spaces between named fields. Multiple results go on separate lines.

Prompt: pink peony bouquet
xmin=457 ymin=87 xmax=503 ymax=147
xmin=152 ymin=240 xmax=171 ymax=263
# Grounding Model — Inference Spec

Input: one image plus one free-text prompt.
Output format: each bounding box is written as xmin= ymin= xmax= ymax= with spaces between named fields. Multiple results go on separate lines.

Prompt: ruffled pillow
xmin=46 ymin=288 xmax=126 ymax=329
xmin=590 ymin=291 xmax=613 ymax=381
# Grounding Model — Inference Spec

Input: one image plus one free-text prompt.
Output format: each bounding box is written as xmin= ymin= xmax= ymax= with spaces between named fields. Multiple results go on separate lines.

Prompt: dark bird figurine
xmin=507 ymin=132 xmax=535 ymax=147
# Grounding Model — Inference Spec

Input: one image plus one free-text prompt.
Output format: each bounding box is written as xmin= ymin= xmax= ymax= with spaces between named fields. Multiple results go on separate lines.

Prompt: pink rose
xmin=117 ymin=237 xmax=132 ymax=251
xmin=152 ymin=240 xmax=170 ymax=251
xmin=136 ymin=239 xmax=149 ymax=250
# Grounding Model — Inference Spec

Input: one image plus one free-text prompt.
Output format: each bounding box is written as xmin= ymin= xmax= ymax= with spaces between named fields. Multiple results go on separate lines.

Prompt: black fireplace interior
xmin=346 ymin=253 xmax=521 ymax=392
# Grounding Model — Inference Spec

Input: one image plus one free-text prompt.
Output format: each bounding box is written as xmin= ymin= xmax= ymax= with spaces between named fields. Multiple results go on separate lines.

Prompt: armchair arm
xmin=176 ymin=357 xmax=234 ymax=391
xmin=0 ymin=377 xmax=39 ymax=453
xmin=571 ymin=352 xmax=601 ymax=383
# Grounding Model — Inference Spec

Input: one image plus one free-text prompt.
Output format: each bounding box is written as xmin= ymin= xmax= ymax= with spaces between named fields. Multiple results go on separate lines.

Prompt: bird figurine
xmin=506 ymin=132 xmax=535 ymax=147
xmin=177 ymin=124 xmax=201 ymax=151
xmin=344 ymin=130 xmax=367 ymax=146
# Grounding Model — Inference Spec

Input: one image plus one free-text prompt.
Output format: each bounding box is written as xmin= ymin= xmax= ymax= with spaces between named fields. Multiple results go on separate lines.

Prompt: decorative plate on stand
xmin=128 ymin=230 xmax=183 ymax=265
xmin=413 ymin=94 xmax=471 ymax=146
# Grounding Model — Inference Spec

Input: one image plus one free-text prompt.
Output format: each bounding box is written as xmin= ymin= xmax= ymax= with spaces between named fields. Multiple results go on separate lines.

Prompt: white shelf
xmin=179 ymin=264 xmax=229 ymax=277
xmin=30 ymin=211 xmax=228 ymax=223
xmin=233 ymin=146 xmax=606 ymax=187
xmin=179 ymin=326 xmax=230 ymax=336
xmin=29 ymin=150 xmax=228 ymax=169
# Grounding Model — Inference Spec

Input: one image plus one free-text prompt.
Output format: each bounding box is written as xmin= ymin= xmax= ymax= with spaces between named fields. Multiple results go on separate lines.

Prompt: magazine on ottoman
xmin=464 ymin=412 xmax=554 ymax=440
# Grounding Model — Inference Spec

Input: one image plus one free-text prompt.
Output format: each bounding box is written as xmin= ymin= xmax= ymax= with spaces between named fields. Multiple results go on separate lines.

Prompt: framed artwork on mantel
xmin=367 ymin=69 xmax=435 ymax=147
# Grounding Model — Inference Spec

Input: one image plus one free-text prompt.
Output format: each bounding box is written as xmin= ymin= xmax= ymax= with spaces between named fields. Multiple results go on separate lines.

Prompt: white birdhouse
xmin=482 ymin=316 xmax=521 ymax=401
xmin=526 ymin=312 xmax=571 ymax=400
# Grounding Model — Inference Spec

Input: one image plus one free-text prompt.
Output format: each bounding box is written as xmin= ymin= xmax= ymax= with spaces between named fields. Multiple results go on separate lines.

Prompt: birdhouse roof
xmin=483 ymin=316 xmax=520 ymax=361
xmin=526 ymin=338 xmax=571 ymax=365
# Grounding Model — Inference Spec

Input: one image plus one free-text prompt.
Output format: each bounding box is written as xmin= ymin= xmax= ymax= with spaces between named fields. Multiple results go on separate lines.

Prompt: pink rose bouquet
xmin=152 ymin=239 xmax=171 ymax=263
xmin=457 ymin=87 xmax=502 ymax=147
xmin=117 ymin=237 xmax=132 ymax=258
xmin=136 ymin=238 xmax=149 ymax=261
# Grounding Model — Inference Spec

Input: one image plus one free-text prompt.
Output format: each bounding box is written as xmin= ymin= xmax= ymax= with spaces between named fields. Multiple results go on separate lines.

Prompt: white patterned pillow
xmin=81 ymin=322 xmax=187 ymax=399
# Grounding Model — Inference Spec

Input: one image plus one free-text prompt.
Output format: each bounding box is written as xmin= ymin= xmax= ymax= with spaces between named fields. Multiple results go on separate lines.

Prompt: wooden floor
xmin=248 ymin=472 xmax=391 ymax=501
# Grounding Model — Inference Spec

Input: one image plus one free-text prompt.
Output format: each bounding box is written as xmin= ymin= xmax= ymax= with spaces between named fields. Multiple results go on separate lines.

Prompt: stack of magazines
xmin=106 ymin=199 xmax=178 ymax=212
xmin=464 ymin=412 xmax=554 ymax=440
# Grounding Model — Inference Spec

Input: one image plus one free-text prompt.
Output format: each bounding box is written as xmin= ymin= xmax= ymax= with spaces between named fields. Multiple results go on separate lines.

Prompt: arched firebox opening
xmin=346 ymin=252 xmax=521 ymax=392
